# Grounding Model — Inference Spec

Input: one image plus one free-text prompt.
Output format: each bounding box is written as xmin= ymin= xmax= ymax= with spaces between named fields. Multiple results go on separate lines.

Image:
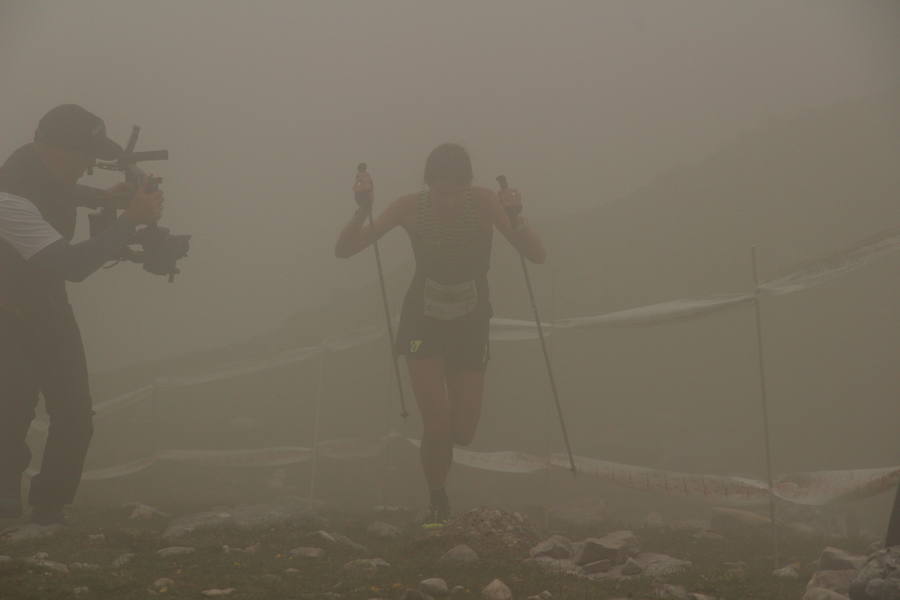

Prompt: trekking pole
xmin=358 ymin=163 xmax=409 ymax=419
xmin=497 ymin=175 xmax=576 ymax=476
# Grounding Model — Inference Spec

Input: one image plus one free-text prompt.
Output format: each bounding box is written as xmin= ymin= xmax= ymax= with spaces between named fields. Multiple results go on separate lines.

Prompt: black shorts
xmin=395 ymin=317 xmax=490 ymax=371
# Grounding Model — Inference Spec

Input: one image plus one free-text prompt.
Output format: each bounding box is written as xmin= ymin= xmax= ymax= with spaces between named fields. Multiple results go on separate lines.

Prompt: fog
xmin=2 ymin=1 xmax=899 ymax=586
xmin=2 ymin=1 xmax=897 ymax=368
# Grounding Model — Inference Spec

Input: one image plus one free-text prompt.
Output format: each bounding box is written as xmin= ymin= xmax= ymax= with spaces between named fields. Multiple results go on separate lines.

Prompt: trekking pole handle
xmin=495 ymin=175 xmax=519 ymax=221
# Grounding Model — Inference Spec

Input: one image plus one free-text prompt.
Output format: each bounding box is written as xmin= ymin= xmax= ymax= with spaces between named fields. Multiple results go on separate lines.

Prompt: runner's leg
xmin=447 ymin=368 xmax=485 ymax=446
xmin=406 ymin=357 xmax=453 ymax=492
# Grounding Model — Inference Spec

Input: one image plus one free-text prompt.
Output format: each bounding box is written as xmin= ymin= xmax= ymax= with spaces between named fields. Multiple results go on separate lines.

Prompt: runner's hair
xmin=424 ymin=143 xmax=473 ymax=187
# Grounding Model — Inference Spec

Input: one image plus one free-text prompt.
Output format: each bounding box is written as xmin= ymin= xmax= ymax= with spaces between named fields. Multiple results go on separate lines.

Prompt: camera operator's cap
xmin=34 ymin=104 xmax=123 ymax=161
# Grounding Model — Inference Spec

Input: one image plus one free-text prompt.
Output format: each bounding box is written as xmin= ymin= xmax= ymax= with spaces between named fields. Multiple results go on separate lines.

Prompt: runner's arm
xmin=490 ymin=193 xmax=546 ymax=264
xmin=334 ymin=197 xmax=405 ymax=258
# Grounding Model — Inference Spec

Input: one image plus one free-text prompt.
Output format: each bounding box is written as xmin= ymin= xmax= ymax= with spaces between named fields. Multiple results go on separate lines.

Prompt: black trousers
xmin=0 ymin=305 xmax=93 ymax=508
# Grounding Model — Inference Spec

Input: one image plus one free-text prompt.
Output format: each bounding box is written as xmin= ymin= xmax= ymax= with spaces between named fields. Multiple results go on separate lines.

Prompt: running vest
xmin=403 ymin=189 xmax=492 ymax=321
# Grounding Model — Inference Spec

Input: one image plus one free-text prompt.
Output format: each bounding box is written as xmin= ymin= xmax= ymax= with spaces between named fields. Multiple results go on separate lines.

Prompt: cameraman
xmin=0 ymin=105 xmax=162 ymax=525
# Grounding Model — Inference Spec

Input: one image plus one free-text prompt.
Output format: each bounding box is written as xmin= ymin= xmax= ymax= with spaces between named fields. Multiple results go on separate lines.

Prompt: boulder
xmin=419 ymin=578 xmax=449 ymax=597
xmin=367 ymin=521 xmax=402 ymax=540
xmin=111 ymin=553 xmax=135 ymax=568
xmin=529 ymin=535 xmax=574 ymax=559
xmin=820 ymin=547 xmax=867 ymax=571
xmin=522 ymin=556 xmax=579 ymax=575
xmin=774 ymin=564 xmax=801 ymax=580
xmin=849 ymin=546 xmax=900 ymax=600
xmin=582 ymin=559 xmax=613 ymax=575
xmin=807 ymin=570 xmax=857 ymax=596
xmin=575 ymin=531 xmax=640 ymax=565
xmin=438 ymin=544 xmax=479 ymax=566
xmin=482 ymin=579 xmax=512 ymax=600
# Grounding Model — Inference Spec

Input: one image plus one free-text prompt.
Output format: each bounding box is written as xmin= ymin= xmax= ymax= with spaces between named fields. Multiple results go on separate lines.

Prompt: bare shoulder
xmin=392 ymin=192 xmax=421 ymax=213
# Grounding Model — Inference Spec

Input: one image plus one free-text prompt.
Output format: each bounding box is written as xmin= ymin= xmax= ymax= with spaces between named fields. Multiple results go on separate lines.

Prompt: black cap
xmin=34 ymin=104 xmax=123 ymax=161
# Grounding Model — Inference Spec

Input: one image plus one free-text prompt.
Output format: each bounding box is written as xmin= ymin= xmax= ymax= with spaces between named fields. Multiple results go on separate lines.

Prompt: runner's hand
xmin=353 ymin=170 xmax=374 ymax=211
xmin=498 ymin=187 xmax=523 ymax=218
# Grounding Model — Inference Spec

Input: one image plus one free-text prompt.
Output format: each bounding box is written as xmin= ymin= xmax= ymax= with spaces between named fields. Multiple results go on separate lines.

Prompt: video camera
xmin=84 ymin=126 xmax=190 ymax=282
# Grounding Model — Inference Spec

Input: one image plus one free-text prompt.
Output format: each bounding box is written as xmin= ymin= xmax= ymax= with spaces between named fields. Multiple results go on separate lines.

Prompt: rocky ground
xmin=0 ymin=499 xmax=895 ymax=600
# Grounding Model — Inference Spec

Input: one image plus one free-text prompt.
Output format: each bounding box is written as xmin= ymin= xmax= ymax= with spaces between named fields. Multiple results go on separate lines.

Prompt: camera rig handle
xmin=94 ymin=125 xmax=168 ymax=192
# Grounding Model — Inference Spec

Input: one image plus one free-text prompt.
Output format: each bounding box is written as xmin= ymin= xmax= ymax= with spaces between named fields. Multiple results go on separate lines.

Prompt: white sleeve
xmin=0 ymin=192 xmax=63 ymax=260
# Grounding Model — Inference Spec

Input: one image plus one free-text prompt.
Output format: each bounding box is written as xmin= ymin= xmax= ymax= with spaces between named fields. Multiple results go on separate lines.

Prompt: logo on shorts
xmin=409 ymin=339 xmax=424 ymax=353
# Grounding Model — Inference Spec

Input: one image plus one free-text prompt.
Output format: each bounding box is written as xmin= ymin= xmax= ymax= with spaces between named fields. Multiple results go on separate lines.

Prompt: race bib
xmin=423 ymin=278 xmax=478 ymax=320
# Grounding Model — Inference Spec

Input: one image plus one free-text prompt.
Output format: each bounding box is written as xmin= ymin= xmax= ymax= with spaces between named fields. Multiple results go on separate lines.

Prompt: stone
xmin=529 ymin=535 xmax=574 ymax=559
xmin=583 ymin=559 xmax=613 ymax=575
xmin=125 ymin=502 xmax=169 ymax=520
xmin=438 ymin=544 xmax=479 ymax=565
xmin=437 ymin=507 xmax=538 ymax=556
xmin=163 ymin=511 xmax=233 ymax=539
xmin=807 ymin=570 xmax=857 ymax=596
xmin=419 ymin=578 xmax=449 ymax=596
xmin=201 ymin=589 xmax=236 ymax=597
xmin=24 ymin=556 xmax=69 ymax=574
xmin=522 ymin=556 xmax=579 ymax=575
xmin=636 ymin=553 xmax=692 ymax=578
xmin=655 ymin=584 xmax=691 ymax=600
xmin=290 ymin=546 xmax=325 ymax=559
xmin=157 ymin=546 xmax=196 ymax=557
xmin=820 ymin=547 xmax=867 ymax=571
xmin=802 ymin=589 xmax=849 ymax=600
xmin=87 ymin=533 xmax=106 ymax=542
xmin=774 ymin=564 xmax=801 ymax=579
xmin=368 ymin=521 xmax=402 ymax=539
xmin=622 ymin=557 xmax=644 ymax=576
xmin=153 ymin=578 xmax=176 ymax=591
xmin=310 ymin=530 xmax=338 ymax=544
xmin=482 ymin=579 xmax=512 ymax=600
xmin=112 ymin=553 xmax=135 ymax=568
xmin=73 ymin=587 xmax=89 ymax=596
xmin=0 ymin=523 xmax=62 ymax=543
xmin=848 ymin=546 xmax=900 ymax=600
xmin=69 ymin=562 xmax=101 ymax=571
xmin=574 ymin=531 xmax=640 ymax=565
xmin=401 ymin=590 xmax=431 ymax=600
xmin=343 ymin=558 xmax=390 ymax=579
xmin=284 ymin=568 xmax=300 ymax=574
